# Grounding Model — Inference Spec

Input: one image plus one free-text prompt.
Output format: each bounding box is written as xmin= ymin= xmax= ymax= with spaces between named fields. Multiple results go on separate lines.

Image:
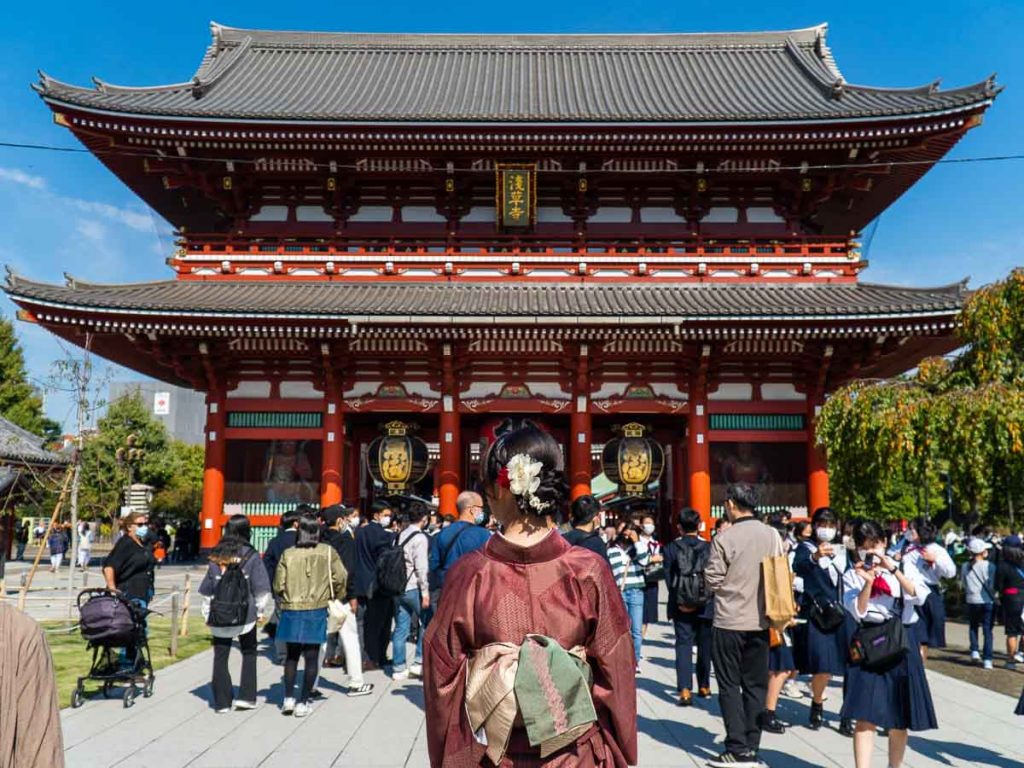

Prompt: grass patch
xmin=42 ymin=616 xmax=211 ymax=708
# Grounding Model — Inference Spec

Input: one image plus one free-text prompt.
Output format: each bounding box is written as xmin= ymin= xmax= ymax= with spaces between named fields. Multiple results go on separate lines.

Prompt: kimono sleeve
xmin=581 ymin=557 xmax=639 ymax=766
xmin=422 ymin=553 xmax=482 ymax=767
xmin=13 ymin=619 xmax=65 ymax=766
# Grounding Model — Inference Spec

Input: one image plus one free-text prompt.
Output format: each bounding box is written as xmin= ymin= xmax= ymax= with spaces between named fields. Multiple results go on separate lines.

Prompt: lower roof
xmin=4 ymin=275 xmax=966 ymax=324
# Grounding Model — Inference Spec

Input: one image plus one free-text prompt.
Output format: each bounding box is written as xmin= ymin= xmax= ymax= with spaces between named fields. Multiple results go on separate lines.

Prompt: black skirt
xmin=642 ymin=582 xmax=660 ymax=624
xmin=769 ymin=636 xmax=796 ymax=672
xmin=915 ymin=589 xmax=947 ymax=648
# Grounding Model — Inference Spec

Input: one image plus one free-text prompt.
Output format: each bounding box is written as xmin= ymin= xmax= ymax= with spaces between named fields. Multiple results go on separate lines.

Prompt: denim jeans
xmin=968 ymin=603 xmax=994 ymax=660
xmin=622 ymin=588 xmax=645 ymax=663
xmin=392 ymin=589 xmax=423 ymax=672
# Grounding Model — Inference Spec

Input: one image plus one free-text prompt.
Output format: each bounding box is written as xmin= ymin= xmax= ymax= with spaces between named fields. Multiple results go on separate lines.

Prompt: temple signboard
xmin=496 ymin=164 xmax=536 ymax=229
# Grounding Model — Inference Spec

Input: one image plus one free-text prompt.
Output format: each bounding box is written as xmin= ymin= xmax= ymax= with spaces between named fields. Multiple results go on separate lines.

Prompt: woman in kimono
xmin=423 ymin=425 xmax=638 ymax=767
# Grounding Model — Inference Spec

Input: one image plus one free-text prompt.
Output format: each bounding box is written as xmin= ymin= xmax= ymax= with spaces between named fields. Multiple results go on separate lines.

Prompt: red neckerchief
xmin=871 ymin=574 xmax=893 ymax=598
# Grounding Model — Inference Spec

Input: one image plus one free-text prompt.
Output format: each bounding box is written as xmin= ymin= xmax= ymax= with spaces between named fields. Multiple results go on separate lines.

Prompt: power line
xmin=0 ymin=138 xmax=1023 ymax=176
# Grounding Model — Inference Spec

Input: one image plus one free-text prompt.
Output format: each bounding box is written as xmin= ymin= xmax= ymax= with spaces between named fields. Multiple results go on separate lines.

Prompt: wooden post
xmin=179 ymin=574 xmax=191 ymax=637
xmin=200 ymin=389 xmax=227 ymax=551
xmin=22 ymin=468 xmax=74 ymax=598
xmin=169 ymin=592 xmax=180 ymax=657
xmin=17 ymin=583 xmax=27 ymax=612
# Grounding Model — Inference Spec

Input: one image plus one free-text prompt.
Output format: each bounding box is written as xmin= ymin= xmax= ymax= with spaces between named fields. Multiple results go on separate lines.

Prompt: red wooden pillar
xmin=570 ymin=345 xmax=592 ymax=500
xmin=807 ymin=393 xmax=830 ymax=514
xmin=320 ymin=377 xmax=344 ymax=508
xmin=688 ymin=373 xmax=712 ymax=538
xmin=200 ymin=388 xmax=227 ymax=551
xmin=438 ymin=346 xmax=462 ymax=519
xmin=671 ymin=441 xmax=687 ymax=515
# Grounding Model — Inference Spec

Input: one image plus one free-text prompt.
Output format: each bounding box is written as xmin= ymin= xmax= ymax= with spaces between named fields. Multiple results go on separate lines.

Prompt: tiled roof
xmin=0 ymin=416 xmax=67 ymax=465
xmin=4 ymin=274 xmax=966 ymax=323
xmin=35 ymin=22 xmax=998 ymax=123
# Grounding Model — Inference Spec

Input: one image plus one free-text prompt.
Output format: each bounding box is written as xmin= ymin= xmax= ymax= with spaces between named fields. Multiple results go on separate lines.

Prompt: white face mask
xmin=378 ymin=515 xmax=392 ymax=528
xmin=642 ymin=523 xmax=656 ymax=536
xmin=843 ymin=535 xmax=856 ymax=551
xmin=816 ymin=527 xmax=837 ymax=543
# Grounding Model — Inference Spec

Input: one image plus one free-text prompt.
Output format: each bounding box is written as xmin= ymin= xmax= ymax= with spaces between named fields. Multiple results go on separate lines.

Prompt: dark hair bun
xmin=570 ymin=494 xmax=601 ymax=526
xmin=483 ymin=424 xmax=568 ymax=519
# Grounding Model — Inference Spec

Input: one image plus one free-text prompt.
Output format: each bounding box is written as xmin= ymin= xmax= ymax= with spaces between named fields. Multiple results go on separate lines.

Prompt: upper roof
xmin=0 ymin=416 xmax=67 ymax=466
xmin=35 ymin=22 xmax=998 ymax=124
xmin=4 ymin=272 xmax=966 ymax=323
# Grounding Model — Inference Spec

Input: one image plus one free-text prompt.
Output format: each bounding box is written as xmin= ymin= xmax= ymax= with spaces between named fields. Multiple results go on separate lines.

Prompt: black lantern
xmin=367 ymin=421 xmax=430 ymax=493
xmin=602 ymin=423 xmax=664 ymax=496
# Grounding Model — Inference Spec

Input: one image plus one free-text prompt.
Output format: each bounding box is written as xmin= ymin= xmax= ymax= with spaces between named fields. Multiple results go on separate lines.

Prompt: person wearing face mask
xmin=841 ymin=520 xmax=936 ymax=768
xmin=354 ymin=501 xmax=397 ymax=669
xmin=426 ymin=491 xmax=492 ymax=627
xmin=900 ymin=518 xmax=956 ymax=660
xmin=638 ymin=513 xmax=664 ymax=640
xmin=563 ymin=494 xmax=610 ymax=564
xmin=792 ymin=507 xmax=850 ymax=731
xmin=103 ymin=511 xmax=157 ymax=669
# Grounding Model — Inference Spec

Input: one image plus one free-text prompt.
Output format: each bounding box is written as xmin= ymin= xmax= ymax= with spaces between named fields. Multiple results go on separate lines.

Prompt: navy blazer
xmin=792 ymin=541 xmax=844 ymax=609
xmin=353 ymin=522 xmax=396 ymax=598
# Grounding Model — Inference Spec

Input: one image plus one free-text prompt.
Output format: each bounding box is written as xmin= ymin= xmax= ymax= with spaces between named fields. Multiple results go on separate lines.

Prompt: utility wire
xmin=0 ymin=138 xmax=1022 ymax=176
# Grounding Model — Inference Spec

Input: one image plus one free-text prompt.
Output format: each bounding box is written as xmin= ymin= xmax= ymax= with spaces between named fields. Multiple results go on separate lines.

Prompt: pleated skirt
xmin=839 ymin=624 xmax=937 ymax=731
xmin=769 ymin=637 xmax=796 ymax=672
xmin=915 ymin=589 xmax=947 ymax=648
xmin=794 ymin=619 xmax=847 ymax=676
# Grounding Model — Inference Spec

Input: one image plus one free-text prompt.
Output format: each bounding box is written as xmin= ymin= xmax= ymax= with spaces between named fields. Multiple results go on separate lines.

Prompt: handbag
xmin=848 ymin=570 xmax=907 ymax=671
xmin=325 ymin=549 xmax=347 ymax=634
xmin=808 ymin=564 xmax=846 ymax=633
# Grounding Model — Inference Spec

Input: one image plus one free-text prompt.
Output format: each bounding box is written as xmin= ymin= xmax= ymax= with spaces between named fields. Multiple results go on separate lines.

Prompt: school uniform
xmin=902 ymin=543 xmax=955 ymax=648
xmin=639 ymin=536 xmax=663 ymax=625
xmin=792 ymin=542 xmax=848 ymax=676
xmin=839 ymin=567 xmax=937 ymax=731
xmin=768 ymin=629 xmax=796 ymax=671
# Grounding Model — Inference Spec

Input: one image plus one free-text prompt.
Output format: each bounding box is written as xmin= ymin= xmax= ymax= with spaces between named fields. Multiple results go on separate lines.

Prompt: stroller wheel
xmin=123 ymin=686 xmax=137 ymax=709
xmin=71 ymin=688 xmax=84 ymax=709
xmin=143 ymin=676 xmax=155 ymax=698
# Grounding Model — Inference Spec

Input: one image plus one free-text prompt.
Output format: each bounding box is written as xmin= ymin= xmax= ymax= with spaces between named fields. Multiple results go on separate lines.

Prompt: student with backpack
xmin=961 ymin=537 xmax=997 ymax=669
xmin=199 ymin=515 xmax=272 ymax=713
xmin=273 ymin=514 xmax=346 ymax=717
xmin=354 ymin=501 xmax=397 ymax=668
xmin=384 ymin=503 xmax=430 ymax=680
xmin=664 ymin=506 xmax=713 ymax=707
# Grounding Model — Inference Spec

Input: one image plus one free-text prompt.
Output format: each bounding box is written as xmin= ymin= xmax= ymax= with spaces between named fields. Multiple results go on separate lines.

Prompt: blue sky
xmin=0 ymin=1 xmax=1021 ymax=429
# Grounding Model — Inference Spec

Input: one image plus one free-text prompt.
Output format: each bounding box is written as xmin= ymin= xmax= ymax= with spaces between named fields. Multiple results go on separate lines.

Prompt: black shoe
xmin=308 ymin=689 xmax=326 ymax=701
xmin=808 ymin=701 xmax=825 ymax=730
xmin=707 ymin=752 xmax=760 ymax=767
xmin=839 ymin=718 xmax=856 ymax=738
xmin=757 ymin=711 xmax=787 ymax=735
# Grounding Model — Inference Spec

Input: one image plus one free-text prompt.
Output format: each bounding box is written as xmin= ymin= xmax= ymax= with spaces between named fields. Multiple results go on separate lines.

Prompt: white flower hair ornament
xmin=496 ymin=453 xmax=552 ymax=513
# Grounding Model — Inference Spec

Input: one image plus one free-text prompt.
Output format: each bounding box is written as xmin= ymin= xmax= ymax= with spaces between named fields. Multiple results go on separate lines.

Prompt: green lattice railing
xmin=709 ymin=413 xmax=805 ymax=431
xmin=227 ymin=411 xmax=322 ymax=429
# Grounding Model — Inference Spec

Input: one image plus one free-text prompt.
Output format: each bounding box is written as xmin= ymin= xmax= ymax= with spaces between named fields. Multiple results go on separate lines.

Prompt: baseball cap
xmin=967 ymin=537 xmax=993 ymax=555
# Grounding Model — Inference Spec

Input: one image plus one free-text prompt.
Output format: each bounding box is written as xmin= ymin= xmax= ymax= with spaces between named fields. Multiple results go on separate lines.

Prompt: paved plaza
xmin=58 ymin=602 xmax=1023 ymax=768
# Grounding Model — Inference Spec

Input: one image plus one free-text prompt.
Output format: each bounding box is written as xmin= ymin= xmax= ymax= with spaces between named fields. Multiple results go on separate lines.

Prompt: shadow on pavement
xmin=909 ymin=737 xmax=1023 ymax=768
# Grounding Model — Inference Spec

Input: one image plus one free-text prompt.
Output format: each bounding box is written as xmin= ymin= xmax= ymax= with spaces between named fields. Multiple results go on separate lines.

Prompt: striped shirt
xmin=607 ymin=543 xmax=649 ymax=592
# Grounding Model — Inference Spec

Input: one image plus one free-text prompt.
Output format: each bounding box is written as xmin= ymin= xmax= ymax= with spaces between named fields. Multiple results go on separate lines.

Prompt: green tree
xmin=817 ymin=268 xmax=1024 ymax=526
xmin=0 ymin=316 xmax=60 ymax=441
xmin=77 ymin=390 xmax=169 ymax=520
xmin=149 ymin=441 xmax=204 ymax=520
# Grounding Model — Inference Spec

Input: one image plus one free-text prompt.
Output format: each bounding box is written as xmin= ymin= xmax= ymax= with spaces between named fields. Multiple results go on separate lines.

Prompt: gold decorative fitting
xmin=696 ymin=178 xmax=707 ymax=192
xmin=445 ymin=178 xmax=456 ymax=193
xmin=384 ymin=420 xmax=408 ymax=437
xmin=222 ymin=176 xmax=233 ymax=190
xmin=53 ymin=112 xmax=70 ymax=127
xmin=622 ymin=423 xmax=645 ymax=438
xmin=577 ymin=178 xmax=588 ymax=192
xmin=326 ymin=177 xmax=337 ymax=191
xmin=801 ymin=178 xmax=813 ymax=192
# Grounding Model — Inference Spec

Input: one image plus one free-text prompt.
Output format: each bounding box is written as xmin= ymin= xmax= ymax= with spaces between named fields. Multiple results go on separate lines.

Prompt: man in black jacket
xmin=663 ymin=506 xmax=714 ymax=707
xmin=562 ymin=494 xmax=609 ymax=564
xmin=354 ymin=501 xmax=396 ymax=668
xmin=322 ymin=504 xmax=358 ymax=667
xmin=262 ymin=507 xmax=303 ymax=659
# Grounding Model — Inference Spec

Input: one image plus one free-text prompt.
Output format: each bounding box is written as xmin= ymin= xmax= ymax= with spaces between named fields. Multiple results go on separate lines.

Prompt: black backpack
xmin=376 ymin=531 xmax=426 ymax=597
xmin=672 ymin=541 xmax=711 ymax=609
xmin=208 ymin=550 xmax=254 ymax=627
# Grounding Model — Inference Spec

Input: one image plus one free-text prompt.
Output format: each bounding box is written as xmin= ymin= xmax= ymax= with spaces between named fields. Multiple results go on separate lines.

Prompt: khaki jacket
xmin=273 ymin=543 xmax=347 ymax=611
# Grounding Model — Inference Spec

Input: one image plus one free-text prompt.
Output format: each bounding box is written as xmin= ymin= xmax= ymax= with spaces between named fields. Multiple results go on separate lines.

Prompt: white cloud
xmin=66 ymin=199 xmax=155 ymax=233
xmin=0 ymin=167 xmax=47 ymax=190
xmin=75 ymin=219 xmax=107 ymax=245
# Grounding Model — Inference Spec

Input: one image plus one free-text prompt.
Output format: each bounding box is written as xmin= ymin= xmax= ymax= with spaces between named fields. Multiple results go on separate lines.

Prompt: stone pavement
xmin=59 ymin=612 xmax=1024 ymax=768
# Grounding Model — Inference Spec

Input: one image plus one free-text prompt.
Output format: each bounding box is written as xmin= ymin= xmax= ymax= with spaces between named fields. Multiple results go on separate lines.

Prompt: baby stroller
xmin=71 ymin=588 xmax=155 ymax=708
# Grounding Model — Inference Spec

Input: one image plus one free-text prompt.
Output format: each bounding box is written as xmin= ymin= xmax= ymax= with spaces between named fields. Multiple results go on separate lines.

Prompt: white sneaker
xmin=393 ymin=669 xmax=410 ymax=681
xmin=782 ymin=681 xmax=803 ymax=699
xmin=294 ymin=701 xmax=312 ymax=718
xmin=233 ymin=700 xmax=258 ymax=711
xmin=215 ymin=708 xmax=231 ymax=714
xmin=983 ymin=660 xmax=993 ymax=670
xmin=1015 ymin=652 xmax=1024 ymax=663
xmin=409 ymin=662 xmax=423 ymax=677
xmin=970 ymin=650 xmax=981 ymax=662
xmin=281 ymin=697 xmax=296 ymax=715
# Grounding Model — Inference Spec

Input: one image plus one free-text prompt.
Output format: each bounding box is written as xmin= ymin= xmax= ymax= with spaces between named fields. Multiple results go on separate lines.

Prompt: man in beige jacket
xmin=704 ymin=483 xmax=784 ymax=768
